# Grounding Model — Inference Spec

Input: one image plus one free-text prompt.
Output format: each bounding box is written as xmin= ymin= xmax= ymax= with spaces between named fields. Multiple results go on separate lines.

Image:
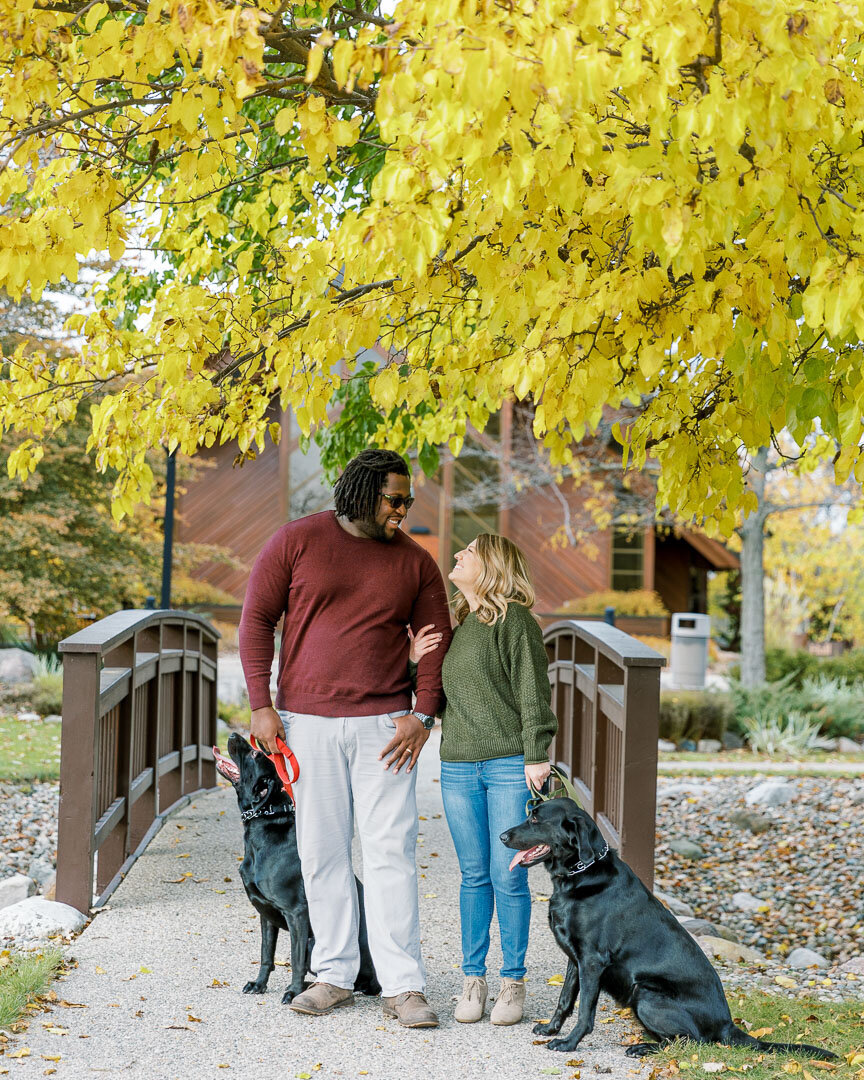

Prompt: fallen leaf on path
xmin=775 ymin=977 xmax=797 ymax=989
xmin=58 ymin=1001 xmax=86 ymax=1008
xmin=548 ymin=974 xmax=564 ymax=985
xmin=8 ymin=1049 xmax=30 ymax=1058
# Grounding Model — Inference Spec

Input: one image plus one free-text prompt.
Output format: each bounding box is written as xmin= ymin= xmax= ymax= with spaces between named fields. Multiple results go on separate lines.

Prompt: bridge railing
xmin=544 ymin=619 xmax=665 ymax=888
xmin=56 ymin=610 xmax=219 ymax=913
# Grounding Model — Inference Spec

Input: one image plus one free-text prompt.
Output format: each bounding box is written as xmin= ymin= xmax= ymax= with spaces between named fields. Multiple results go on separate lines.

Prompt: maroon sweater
xmin=239 ymin=511 xmax=452 ymax=717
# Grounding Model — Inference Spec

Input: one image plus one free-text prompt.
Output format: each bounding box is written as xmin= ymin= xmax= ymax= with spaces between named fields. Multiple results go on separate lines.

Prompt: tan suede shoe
xmin=490 ymin=977 xmax=525 ymax=1025
xmin=454 ymin=976 xmax=488 ymax=1023
xmin=289 ymin=982 xmax=354 ymax=1015
xmin=382 ymin=991 xmax=439 ymax=1028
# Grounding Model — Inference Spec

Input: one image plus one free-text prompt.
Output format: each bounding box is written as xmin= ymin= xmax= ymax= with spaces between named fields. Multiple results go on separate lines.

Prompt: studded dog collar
xmin=565 ymin=841 xmax=610 ymax=876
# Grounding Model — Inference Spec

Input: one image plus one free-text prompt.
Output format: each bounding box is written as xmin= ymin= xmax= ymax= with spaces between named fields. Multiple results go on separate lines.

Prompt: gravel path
xmin=2 ymin=732 xmax=649 ymax=1080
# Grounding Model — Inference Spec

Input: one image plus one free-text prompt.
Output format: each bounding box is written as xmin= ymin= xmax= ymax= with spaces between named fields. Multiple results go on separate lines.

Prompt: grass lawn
xmin=658 ymin=749 xmax=864 ymax=776
xmin=649 ymin=993 xmax=864 ymax=1079
xmin=0 ymin=718 xmax=62 ymax=782
xmin=0 ymin=948 xmax=64 ymax=1030
xmin=0 ymin=716 xmax=233 ymax=784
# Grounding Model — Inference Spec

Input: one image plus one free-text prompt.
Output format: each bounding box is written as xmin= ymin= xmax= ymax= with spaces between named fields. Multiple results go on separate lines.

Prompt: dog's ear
xmin=563 ymin=808 xmax=605 ymax=865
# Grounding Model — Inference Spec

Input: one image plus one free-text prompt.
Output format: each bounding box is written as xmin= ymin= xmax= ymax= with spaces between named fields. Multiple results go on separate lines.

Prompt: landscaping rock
xmin=745 ymin=781 xmax=796 ymax=807
xmin=676 ymin=915 xmax=718 ymax=936
xmin=0 ymin=896 xmax=87 ymax=944
xmin=658 ymin=782 xmax=711 ymax=801
xmin=728 ymin=810 xmax=773 ymax=834
xmin=812 ymin=737 xmax=839 ymax=751
xmin=732 ymin=891 xmax=766 ymax=913
xmin=697 ymin=936 xmax=768 ymax=966
xmin=654 ymin=888 xmax=694 ymax=917
xmin=43 ymin=714 xmax=62 ymax=724
xmin=678 ymin=739 xmax=697 ymax=751
xmin=787 ymin=947 xmax=830 ymax=970
xmin=669 ymin=838 xmax=705 ymax=859
xmin=838 ymin=956 xmax=864 ymax=975
xmin=658 ymin=739 xmax=677 ymax=752
xmin=27 ymin=858 xmax=56 ymax=889
xmin=697 ymin=739 xmax=723 ymax=753
xmin=16 ymin=710 xmax=41 ymax=723
xmin=722 ymin=732 xmax=744 ymax=749
xmin=837 ymin=736 xmax=863 ymax=753
xmin=0 ymin=873 xmax=35 ymax=910
xmin=0 ymin=647 xmax=38 ymax=684
xmin=676 ymin=916 xmax=738 ymax=942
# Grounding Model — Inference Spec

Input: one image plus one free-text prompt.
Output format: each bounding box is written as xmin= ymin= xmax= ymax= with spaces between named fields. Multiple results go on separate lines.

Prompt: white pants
xmin=279 ymin=710 xmax=425 ymax=997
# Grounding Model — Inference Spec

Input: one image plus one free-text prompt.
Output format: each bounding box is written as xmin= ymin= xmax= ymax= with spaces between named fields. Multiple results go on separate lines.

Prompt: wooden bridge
xmin=55 ymin=610 xmax=663 ymax=912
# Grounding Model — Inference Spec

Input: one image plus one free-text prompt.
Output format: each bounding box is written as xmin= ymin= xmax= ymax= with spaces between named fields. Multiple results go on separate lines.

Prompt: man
xmin=239 ymin=448 xmax=452 ymax=1028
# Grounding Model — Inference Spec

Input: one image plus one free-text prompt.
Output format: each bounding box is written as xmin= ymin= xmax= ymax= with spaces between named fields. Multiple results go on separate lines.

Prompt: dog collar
xmin=241 ymin=803 xmax=293 ymax=823
xmin=564 ymin=842 xmax=610 ymax=876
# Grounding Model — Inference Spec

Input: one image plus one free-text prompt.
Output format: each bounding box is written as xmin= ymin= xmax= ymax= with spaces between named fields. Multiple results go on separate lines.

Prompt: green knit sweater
xmin=439 ymin=602 xmax=558 ymax=764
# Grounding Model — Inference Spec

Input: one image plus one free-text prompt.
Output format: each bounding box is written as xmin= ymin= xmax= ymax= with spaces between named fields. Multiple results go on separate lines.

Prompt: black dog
xmin=214 ymin=733 xmax=380 ymax=1003
xmin=501 ymin=798 xmax=836 ymax=1060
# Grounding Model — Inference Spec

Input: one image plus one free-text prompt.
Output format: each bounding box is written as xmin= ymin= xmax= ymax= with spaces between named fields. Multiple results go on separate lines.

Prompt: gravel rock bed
xmin=0 ymin=780 xmax=58 ymax=881
xmin=655 ymin=775 xmax=864 ymax=970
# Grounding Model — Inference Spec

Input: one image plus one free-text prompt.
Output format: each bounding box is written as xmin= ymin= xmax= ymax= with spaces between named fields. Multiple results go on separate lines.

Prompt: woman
xmin=412 ymin=534 xmax=557 ymax=1026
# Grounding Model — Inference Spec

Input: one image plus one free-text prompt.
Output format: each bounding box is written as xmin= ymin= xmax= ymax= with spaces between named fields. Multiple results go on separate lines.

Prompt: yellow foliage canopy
xmin=1 ymin=0 xmax=864 ymax=525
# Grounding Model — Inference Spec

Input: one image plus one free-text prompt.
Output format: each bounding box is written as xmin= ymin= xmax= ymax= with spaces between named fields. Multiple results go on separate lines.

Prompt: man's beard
xmin=353 ymin=517 xmax=394 ymax=542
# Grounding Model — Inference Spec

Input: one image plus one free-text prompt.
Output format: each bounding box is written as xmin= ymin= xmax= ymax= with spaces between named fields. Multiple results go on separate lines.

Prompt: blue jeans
xmin=440 ymin=756 xmax=531 ymax=979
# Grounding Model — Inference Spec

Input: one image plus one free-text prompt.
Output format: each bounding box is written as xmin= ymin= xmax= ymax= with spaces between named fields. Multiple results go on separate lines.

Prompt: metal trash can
xmin=670 ymin=613 xmax=711 ymax=689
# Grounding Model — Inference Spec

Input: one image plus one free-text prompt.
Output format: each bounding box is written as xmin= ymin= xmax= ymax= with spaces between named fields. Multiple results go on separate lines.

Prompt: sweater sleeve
xmin=501 ymin=605 xmax=558 ymax=764
xmin=409 ymin=552 xmax=453 ymax=717
xmin=238 ymin=528 xmax=292 ymax=711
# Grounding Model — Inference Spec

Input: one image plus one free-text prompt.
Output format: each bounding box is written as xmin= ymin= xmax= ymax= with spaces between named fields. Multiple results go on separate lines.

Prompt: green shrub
xmin=218 ymin=700 xmax=251 ymax=729
xmin=559 ymin=589 xmax=668 ymax=617
xmin=30 ymin=672 xmax=63 ymax=715
xmin=739 ymin=710 xmax=821 ymax=757
xmin=799 ymin=674 xmax=864 ymax=739
xmin=725 ymin=673 xmax=801 ymax=733
xmin=756 ymin=646 xmax=864 ymax=686
xmin=659 ymin=690 xmax=733 ymax=743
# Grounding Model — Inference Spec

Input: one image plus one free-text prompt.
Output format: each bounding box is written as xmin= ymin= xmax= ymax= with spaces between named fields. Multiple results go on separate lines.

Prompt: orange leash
xmin=249 ymin=733 xmax=300 ymax=804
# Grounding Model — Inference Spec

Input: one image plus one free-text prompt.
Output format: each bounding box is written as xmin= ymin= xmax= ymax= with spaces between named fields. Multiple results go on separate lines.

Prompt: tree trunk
xmin=739 ymin=447 xmax=769 ymax=686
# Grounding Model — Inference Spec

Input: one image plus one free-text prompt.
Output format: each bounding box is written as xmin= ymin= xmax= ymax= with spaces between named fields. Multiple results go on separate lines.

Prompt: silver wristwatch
xmin=414 ymin=712 xmax=436 ymax=729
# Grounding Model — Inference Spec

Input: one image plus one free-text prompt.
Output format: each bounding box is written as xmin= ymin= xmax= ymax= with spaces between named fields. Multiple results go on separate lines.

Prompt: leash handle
xmin=249 ymin=733 xmax=300 ymax=801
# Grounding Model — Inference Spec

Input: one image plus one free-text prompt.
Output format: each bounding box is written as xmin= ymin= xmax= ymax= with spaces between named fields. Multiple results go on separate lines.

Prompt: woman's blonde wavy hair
xmin=452 ymin=533 xmax=536 ymax=626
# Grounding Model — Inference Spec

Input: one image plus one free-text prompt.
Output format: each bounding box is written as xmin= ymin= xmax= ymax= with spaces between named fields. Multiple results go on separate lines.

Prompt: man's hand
xmin=250 ymin=706 xmax=282 ymax=754
xmin=379 ymin=713 xmax=431 ymax=774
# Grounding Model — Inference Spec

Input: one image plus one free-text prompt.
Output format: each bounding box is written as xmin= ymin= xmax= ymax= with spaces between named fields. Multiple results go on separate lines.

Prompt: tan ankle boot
xmin=454 ymin=976 xmax=487 ymax=1023
xmin=490 ymin=977 xmax=525 ymax=1025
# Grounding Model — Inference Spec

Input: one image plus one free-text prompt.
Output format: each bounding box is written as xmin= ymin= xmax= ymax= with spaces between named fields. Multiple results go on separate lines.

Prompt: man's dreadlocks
xmin=333 ymin=449 xmax=409 ymax=522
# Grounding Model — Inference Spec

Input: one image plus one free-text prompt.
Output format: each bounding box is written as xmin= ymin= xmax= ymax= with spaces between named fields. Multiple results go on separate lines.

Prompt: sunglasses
xmin=380 ymin=492 xmax=415 ymax=511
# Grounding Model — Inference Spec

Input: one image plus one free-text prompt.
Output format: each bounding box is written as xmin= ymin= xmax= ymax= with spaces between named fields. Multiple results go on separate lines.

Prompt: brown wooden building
xmin=175 ymin=375 xmax=737 ymax=624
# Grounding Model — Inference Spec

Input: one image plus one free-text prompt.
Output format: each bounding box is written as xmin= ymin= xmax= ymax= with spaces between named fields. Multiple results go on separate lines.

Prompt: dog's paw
xmin=548 ymin=1037 xmax=579 ymax=1052
xmin=243 ymin=981 xmax=267 ymax=995
xmin=533 ymin=1021 xmax=561 ymax=1036
xmin=281 ymin=989 xmax=298 ymax=1004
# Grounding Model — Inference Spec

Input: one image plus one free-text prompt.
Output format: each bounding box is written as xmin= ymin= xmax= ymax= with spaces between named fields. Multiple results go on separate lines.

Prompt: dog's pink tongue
xmin=509 ymin=850 xmax=529 ymax=872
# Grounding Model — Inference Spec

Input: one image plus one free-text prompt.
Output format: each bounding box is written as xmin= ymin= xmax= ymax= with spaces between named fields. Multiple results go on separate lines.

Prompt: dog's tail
xmin=726 ymin=1027 xmax=837 ymax=1061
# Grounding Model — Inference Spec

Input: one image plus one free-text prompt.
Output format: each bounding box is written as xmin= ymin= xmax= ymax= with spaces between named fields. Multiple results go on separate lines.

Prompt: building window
xmin=611 ymin=528 xmax=644 ymax=591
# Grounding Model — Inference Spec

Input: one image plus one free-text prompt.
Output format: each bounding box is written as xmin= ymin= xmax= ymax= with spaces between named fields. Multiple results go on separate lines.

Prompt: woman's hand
xmin=408 ymin=623 xmax=443 ymax=664
xmin=525 ymin=760 xmax=551 ymax=792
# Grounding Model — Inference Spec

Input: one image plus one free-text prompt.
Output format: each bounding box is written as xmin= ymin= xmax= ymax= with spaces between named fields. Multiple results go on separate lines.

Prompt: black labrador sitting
xmin=214 ymin=733 xmax=380 ymax=1003
xmin=501 ymin=798 xmax=836 ymax=1061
